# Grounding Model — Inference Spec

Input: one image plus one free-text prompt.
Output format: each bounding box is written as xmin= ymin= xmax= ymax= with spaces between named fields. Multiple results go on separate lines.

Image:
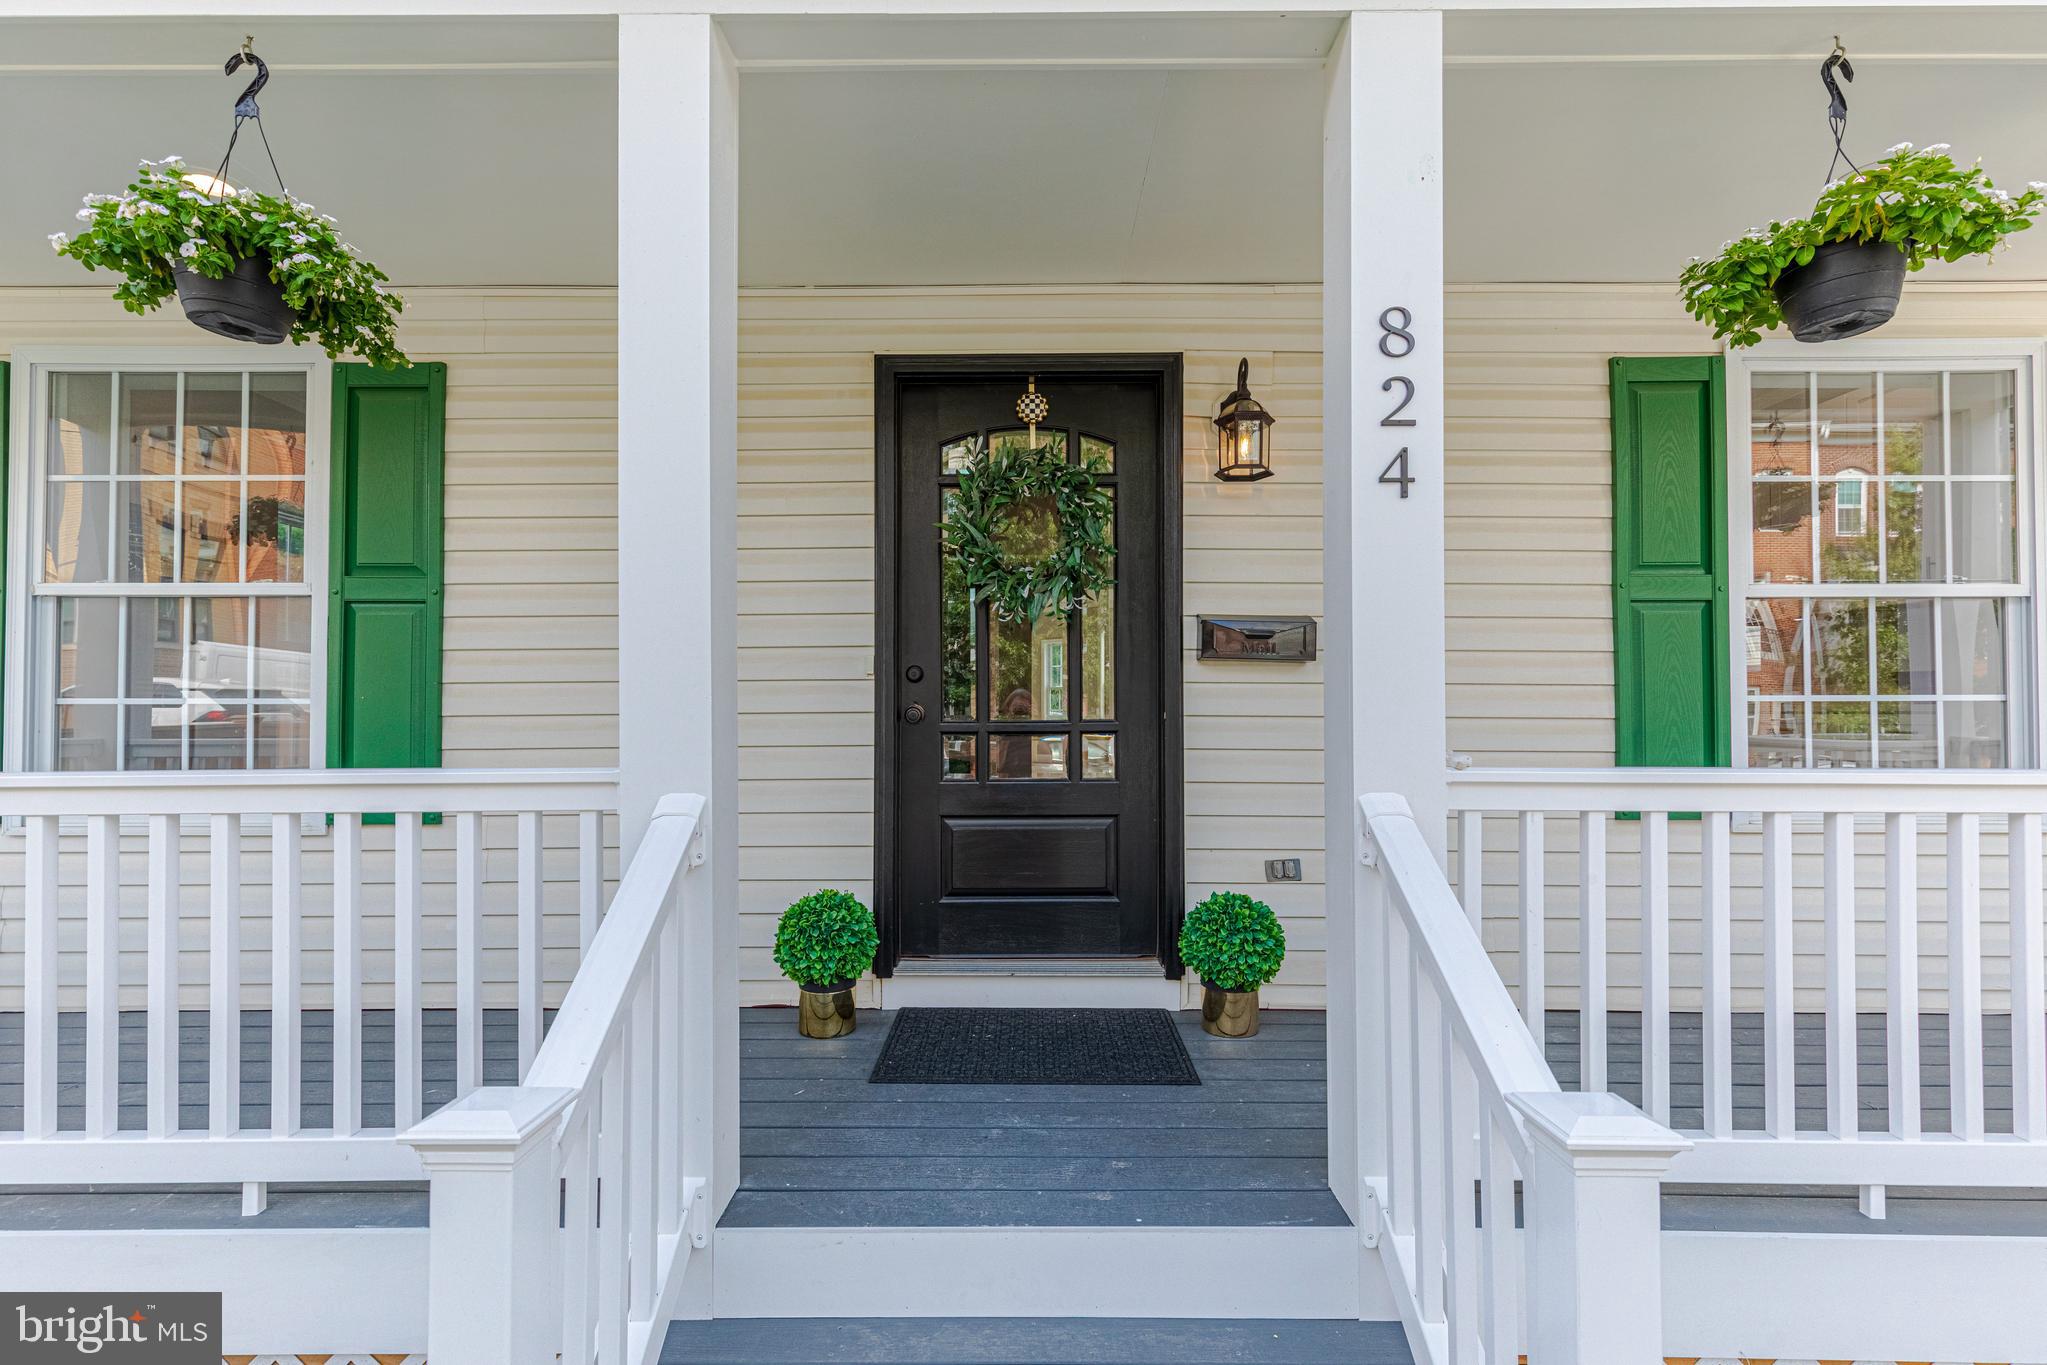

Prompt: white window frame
xmin=5 ymin=347 xmax=332 ymax=778
xmin=1725 ymin=338 xmax=2047 ymax=771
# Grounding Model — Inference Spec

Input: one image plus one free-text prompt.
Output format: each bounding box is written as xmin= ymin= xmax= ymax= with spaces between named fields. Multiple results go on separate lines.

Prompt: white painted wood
xmin=627 ymin=977 xmax=658 ymax=1322
xmin=1477 ymin=1113 xmax=1519 ymax=1365
xmin=208 ymin=814 xmax=241 ymax=1137
xmin=1948 ymin=812 xmax=1986 ymax=1142
xmin=1822 ymin=812 xmax=1858 ymax=1139
xmin=1458 ymin=809 xmax=1483 ymax=931
xmin=1452 ymin=766 xmax=2047 ymax=814
xmin=2013 ymin=811 xmax=2047 ymax=1141
xmin=1516 ymin=811 xmax=1544 ymax=1033
xmin=1578 ymin=812 xmax=1606 ymax=1093
xmin=1859 ymin=1183 xmax=1886 ymax=1220
xmin=83 ymin=814 xmax=119 ymax=1139
xmin=1700 ymin=811 xmax=1733 ymax=1138
xmin=1761 ymin=812 xmax=1795 ymax=1139
xmin=1640 ymin=811 xmax=1669 ymax=1124
xmin=517 ymin=809 xmax=544 ymax=1076
xmin=1885 ymin=812 xmax=1922 ymax=1141
xmin=579 ymin=808 xmax=603 ymax=952
xmin=270 ymin=815 xmax=302 ymax=1140
xmin=1384 ymin=916 xmax=1417 ymax=1241
xmin=617 ymin=10 xmax=742 ymax=1215
xmin=1412 ymin=983 xmax=1445 ymax=1324
xmin=456 ymin=810 xmax=485 ymax=1098
xmin=146 ymin=814 xmax=179 ymax=1138
xmin=395 ymin=812 xmax=424 ymax=1132
xmin=332 ymin=813 xmax=363 ymax=1138
xmin=23 ymin=815 xmax=59 ymax=1139
xmin=241 ymin=1182 xmax=267 ymax=1218
xmin=559 ymin=1109 xmax=597 ymax=1365
xmin=1444 ymin=1047 xmax=1481 ymax=1364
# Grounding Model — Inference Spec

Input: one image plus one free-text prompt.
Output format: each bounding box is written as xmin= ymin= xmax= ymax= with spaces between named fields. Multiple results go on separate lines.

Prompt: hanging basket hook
xmin=1820 ymin=39 xmax=1859 ymax=184
xmin=225 ymin=40 xmax=269 ymax=120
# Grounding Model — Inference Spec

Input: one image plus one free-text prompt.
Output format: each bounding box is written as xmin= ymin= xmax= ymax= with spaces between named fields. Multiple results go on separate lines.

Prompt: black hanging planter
xmin=1773 ymin=238 xmax=1907 ymax=343
xmin=174 ymin=256 xmax=296 ymax=345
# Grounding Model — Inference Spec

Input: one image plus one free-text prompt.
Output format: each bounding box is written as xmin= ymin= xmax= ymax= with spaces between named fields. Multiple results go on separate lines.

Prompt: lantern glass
xmin=1218 ymin=412 xmax=1270 ymax=479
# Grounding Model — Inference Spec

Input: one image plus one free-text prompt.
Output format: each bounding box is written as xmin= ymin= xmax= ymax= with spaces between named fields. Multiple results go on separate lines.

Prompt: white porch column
xmin=1323 ymin=11 xmax=1447 ymax=1225
xmin=617 ymin=10 xmax=741 ymax=1220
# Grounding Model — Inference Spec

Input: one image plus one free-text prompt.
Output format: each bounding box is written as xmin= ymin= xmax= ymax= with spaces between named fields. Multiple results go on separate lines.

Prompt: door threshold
xmin=891 ymin=957 xmax=1167 ymax=977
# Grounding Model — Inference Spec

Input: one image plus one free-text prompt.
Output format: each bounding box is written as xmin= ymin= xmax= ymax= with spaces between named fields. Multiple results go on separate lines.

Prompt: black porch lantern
xmin=1212 ymin=358 xmax=1276 ymax=482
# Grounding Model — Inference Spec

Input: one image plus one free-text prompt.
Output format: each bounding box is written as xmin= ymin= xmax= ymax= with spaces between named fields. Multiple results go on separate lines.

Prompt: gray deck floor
xmin=727 ymin=1008 xmax=1349 ymax=1229
xmin=659 ymin=1318 xmax=1413 ymax=1364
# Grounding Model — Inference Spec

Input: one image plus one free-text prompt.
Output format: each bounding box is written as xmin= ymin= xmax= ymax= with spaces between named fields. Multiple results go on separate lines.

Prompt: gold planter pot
xmin=796 ymin=982 xmax=856 ymax=1038
xmin=1200 ymin=984 xmax=1260 ymax=1038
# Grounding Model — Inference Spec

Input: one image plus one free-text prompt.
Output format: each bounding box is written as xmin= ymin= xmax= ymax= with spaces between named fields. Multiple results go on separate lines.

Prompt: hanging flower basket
xmin=47 ymin=48 xmax=407 ymax=367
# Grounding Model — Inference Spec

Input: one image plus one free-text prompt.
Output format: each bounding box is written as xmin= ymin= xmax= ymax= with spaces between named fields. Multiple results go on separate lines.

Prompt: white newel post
xmin=1324 ymin=9 xmax=1446 ymax=1228
xmin=616 ymin=8 xmax=742 ymax=1242
xmin=402 ymin=1088 xmax=575 ymax=1365
xmin=1509 ymin=1092 xmax=1689 ymax=1363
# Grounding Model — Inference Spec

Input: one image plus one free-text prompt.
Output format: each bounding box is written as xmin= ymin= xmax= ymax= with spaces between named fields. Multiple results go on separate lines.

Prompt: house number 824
xmin=1377 ymin=307 xmax=1416 ymax=499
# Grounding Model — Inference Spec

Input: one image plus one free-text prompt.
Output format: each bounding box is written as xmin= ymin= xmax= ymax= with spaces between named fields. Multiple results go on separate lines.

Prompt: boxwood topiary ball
xmin=1177 ymin=890 xmax=1286 ymax=994
xmin=773 ymin=889 xmax=879 ymax=992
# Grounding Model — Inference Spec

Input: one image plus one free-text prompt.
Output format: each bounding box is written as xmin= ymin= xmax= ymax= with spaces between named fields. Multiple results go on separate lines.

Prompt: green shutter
xmin=328 ymin=362 xmax=445 ymax=773
xmin=1610 ymin=356 xmax=1731 ymax=769
xmin=0 ymin=360 xmax=8 ymax=722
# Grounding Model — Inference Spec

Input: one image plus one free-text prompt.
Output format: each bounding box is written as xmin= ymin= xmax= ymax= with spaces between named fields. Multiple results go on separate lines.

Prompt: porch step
xmin=661 ymin=1317 xmax=1412 ymax=1364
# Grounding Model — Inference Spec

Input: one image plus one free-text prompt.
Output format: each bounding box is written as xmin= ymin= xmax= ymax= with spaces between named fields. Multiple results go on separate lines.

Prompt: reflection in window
xmin=942 ymin=733 xmax=977 ymax=780
xmin=989 ymin=733 xmax=1067 ymax=780
xmin=1082 ymin=733 xmax=1116 ymax=779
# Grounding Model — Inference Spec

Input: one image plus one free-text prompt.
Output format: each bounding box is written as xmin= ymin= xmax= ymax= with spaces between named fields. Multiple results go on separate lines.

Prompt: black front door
xmin=878 ymin=357 xmax=1182 ymax=966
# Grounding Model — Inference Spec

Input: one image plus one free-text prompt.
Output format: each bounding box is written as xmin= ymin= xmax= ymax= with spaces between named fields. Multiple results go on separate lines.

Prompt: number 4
xmin=1378 ymin=448 xmax=1413 ymax=499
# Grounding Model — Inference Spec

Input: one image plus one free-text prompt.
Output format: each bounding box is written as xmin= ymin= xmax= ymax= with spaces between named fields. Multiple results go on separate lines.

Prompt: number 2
xmin=1378 ymin=448 xmax=1413 ymax=499
xmin=1381 ymin=376 xmax=1415 ymax=427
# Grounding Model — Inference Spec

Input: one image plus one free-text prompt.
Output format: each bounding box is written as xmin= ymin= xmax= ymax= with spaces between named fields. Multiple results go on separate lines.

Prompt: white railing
xmin=403 ymin=792 xmax=710 ymax=1365
xmin=1449 ymin=768 xmax=2047 ymax=1190
xmin=1359 ymin=793 xmax=1686 ymax=1365
xmin=1 ymin=768 xmax=618 ymax=1186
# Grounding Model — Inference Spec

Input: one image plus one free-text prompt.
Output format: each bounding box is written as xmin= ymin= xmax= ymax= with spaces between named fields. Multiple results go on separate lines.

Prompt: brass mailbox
xmin=1197 ymin=616 xmax=1317 ymax=662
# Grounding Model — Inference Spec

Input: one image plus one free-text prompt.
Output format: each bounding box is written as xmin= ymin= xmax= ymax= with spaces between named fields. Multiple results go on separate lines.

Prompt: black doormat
xmin=868 ymin=1007 xmax=1201 ymax=1086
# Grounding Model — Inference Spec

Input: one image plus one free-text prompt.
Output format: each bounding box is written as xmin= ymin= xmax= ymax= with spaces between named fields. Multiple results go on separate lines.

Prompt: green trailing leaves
xmin=772 ymin=888 xmax=879 ymax=991
xmin=1678 ymin=144 xmax=2044 ymax=347
xmin=943 ymin=438 xmax=1115 ymax=624
xmin=1177 ymin=891 xmax=1286 ymax=994
xmin=51 ymin=157 xmax=407 ymax=368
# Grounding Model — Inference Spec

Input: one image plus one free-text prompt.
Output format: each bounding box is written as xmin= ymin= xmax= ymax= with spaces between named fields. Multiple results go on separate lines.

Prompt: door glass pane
xmin=940 ymin=490 xmax=977 ymax=721
xmin=1081 ymin=434 xmax=1115 ymax=471
xmin=989 ymin=733 xmax=1066 ymax=780
xmin=1082 ymin=732 xmax=1116 ymax=779
xmin=245 ymin=481 xmax=307 ymax=583
xmin=1750 ymin=482 xmax=1812 ymax=584
xmin=1884 ymin=372 xmax=1943 ymax=475
xmin=987 ymin=427 xmax=1065 ymax=460
xmin=942 ymin=732 xmax=977 ymax=780
xmin=43 ymin=479 xmax=111 ymax=583
xmin=1941 ymin=600 xmax=2006 ymax=697
xmin=1083 ymin=489 xmax=1116 ymax=720
xmin=1877 ymin=702 xmax=1938 ymax=768
xmin=1883 ymin=479 xmax=1943 ymax=582
xmin=1949 ymin=372 xmax=2016 ymax=475
xmin=1814 ymin=701 xmax=1873 ymax=768
xmin=248 ymin=372 xmax=308 ymax=476
xmin=1749 ymin=373 xmax=1811 ymax=476
xmin=1820 ymin=477 xmax=1876 ymax=581
xmin=117 ymin=372 xmax=177 ymax=476
xmin=182 ymin=371 xmax=243 ymax=475
xmin=1747 ymin=698 xmax=1807 ymax=768
xmin=1873 ymin=599 xmax=1935 ymax=695
xmin=1945 ymin=700 xmax=2007 ymax=767
xmin=48 ymin=372 xmax=112 ymax=476
xmin=941 ymin=436 xmax=976 ymax=474
xmin=1816 ymin=374 xmax=1875 ymax=478
xmin=1950 ymin=482 xmax=2016 ymax=583
xmin=1811 ymin=599 xmax=1870 ymax=695
xmin=990 ymin=610 xmax=1067 ymax=721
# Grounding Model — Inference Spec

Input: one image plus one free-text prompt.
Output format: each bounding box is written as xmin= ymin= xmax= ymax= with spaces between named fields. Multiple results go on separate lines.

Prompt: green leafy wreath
xmin=943 ymin=438 xmax=1114 ymax=622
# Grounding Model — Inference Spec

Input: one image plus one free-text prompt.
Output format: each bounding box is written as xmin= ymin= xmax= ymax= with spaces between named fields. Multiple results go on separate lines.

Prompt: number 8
xmin=1378 ymin=307 xmax=1414 ymax=359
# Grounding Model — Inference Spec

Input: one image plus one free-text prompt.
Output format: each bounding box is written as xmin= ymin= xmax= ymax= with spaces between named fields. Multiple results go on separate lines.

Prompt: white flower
xmin=2029 ymin=182 xmax=2046 ymax=193
xmin=289 ymin=233 xmax=309 ymax=246
xmin=1927 ymin=143 xmax=1951 ymax=153
xmin=285 ymin=252 xmax=318 ymax=266
xmin=75 ymin=207 xmax=93 ymax=222
xmin=252 ymin=212 xmax=267 ymax=222
xmin=178 ymin=240 xmax=200 ymax=259
xmin=47 ymin=231 xmax=68 ymax=251
xmin=1884 ymin=141 xmax=1914 ymax=156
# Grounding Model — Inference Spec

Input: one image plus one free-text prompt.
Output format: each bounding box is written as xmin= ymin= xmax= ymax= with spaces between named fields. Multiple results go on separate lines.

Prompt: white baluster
xmin=559 ymin=1106 xmax=598 ymax=1365
xmin=1885 ymin=811 xmax=1921 ymax=1140
xmin=517 ymin=810 xmax=544 ymax=1077
xmin=332 ymin=812 xmax=362 ymax=1136
xmin=146 ymin=815 xmax=179 ymax=1137
xmin=1641 ymin=811 xmax=1670 ymax=1124
xmin=2011 ymin=811 xmax=2046 ymax=1142
xmin=395 ymin=812 xmax=424 ymax=1131
xmin=1444 ymin=1043 xmax=1481 ymax=1362
xmin=597 ymin=1051 xmax=630 ymax=1365
xmin=1384 ymin=911 xmax=1416 ymax=1242
xmin=1458 ymin=809 xmax=1484 ymax=931
xmin=208 ymin=815 xmax=241 ymax=1137
xmin=1518 ymin=811 xmax=1544 ymax=1035
xmin=1413 ymin=982 xmax=1445 ymax=1325
xmin=456 ymin=811 xmax=484 ymax=1097
xmin=24 ymin=815 xmax=58 ymax=1138
xmin=627 ymin=970 xmax=658 ymax=1323
xmin=1948 ymin=812 xmax=1985 ymax=1141
xmin=1762 ymin=811 xmax=1795 ymax=1138
xmin=271 ymin=815 xmax=302 ymax=1138
xmin=658 ymin=903 xmax=685 ymax=1235
xmin=1579 ymin=812 xmax=1607 ymax=1093
xmin=1477 ymin=1112 xmax=1519 ymax=1365
xmin=579 ymin=809 xmax=603 ymax=953
xmin=84 ymin=814 xmax=120 ymax=1139
xmin=1823 ymin=811 xmax=1859 ymax=1139
xmin=1701 ymin=811 xmax=1734 ymax=1137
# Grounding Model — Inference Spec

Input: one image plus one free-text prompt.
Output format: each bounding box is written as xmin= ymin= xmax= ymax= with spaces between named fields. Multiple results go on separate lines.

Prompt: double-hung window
xmin=10 ymin=355 xmax=325 ymax=772
xmin=1734 ymin=345 xmax=2040 ymax=769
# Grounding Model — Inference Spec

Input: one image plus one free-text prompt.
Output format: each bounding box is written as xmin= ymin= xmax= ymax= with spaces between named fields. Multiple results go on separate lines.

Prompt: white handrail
xmin=1361 ymin=792 xmax=1684 ymax=1365
xmin=0 ymin=766 xmax=619 ymax=816
xmin=1452 ymin=764 xmax=2047 ymax=814
xmin=404 ymin=792 xmax=710 ymax=1365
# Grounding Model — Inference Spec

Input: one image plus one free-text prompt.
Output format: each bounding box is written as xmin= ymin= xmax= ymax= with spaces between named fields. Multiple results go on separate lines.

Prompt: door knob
xmin=902 ymin=703 xmax=926 ymax=725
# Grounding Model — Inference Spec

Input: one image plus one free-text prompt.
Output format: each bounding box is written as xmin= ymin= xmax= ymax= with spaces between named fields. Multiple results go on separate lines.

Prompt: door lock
xmin=902 ymin=703 xmax=926 ymax=725
xmin=905 ymin=664 xmax=925 ymax=683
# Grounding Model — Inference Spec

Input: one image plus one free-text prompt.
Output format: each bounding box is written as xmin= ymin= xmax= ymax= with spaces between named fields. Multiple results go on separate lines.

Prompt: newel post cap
xmin=401 ymin=1086 xmax=574 ymax=1168
xmin=1508 ymin=1090 xmax=1691 ymax=1173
